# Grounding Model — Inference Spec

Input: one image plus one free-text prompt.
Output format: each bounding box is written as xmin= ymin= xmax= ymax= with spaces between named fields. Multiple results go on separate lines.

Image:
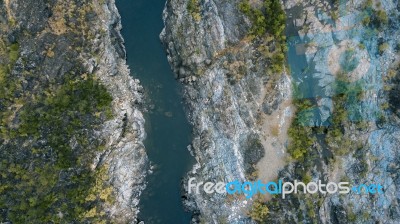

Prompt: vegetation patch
xmin=360 ymin=0 xmax=389 ymax=30
xmin=287 ymin=98 xmax=316 ymax=160
xmin=385 ymin=63 xmax=400 ymax=116
xmin=248 ymin=197 xmax=269 ymax=223
xmin=0 ymin=34 xmax=115 ymax=222
xmin=0 ymin=74 xmax=114 ymax=223
xmin=188 ymin=0 xmax=201 ymax=22
xmin=238 ymin=0 xmax=287 ymax=75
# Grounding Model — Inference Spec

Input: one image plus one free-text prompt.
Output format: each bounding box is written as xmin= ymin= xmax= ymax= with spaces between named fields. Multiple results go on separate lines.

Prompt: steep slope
xmin=161 ymin=0 xmax=291 ymax=222
xmin=161 ymin=0 xmax=399 ymax=223
xmin=263 ymin=0 xmax=400 ymax=223
xmin=0 ymin=0 xmax=147 ymax=222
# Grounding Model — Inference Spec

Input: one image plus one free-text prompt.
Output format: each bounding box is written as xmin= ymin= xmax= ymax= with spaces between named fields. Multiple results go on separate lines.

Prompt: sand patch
xmin=256 ymin=99 xmax=294 ymax=195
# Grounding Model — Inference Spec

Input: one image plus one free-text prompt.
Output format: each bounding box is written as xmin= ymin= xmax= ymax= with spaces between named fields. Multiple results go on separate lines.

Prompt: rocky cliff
xmin=161 ymin=0 xmax=291 ymax=223
xmin=265 ymin=0 xmax=400 ymax=223
xmin=161 ymin=0 xmax=399 ymax=223
xmin=0 ymin=0 xmax=147 ymax=222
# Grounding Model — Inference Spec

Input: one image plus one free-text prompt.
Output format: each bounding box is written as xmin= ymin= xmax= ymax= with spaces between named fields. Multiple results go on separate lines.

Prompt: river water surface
xmin=116 ymin=0 xmax=195 ymax=223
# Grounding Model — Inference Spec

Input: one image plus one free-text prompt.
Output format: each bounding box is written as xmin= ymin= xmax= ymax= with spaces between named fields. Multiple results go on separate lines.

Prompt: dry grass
xmin=270 ymin=123 xmax=280 ymax=136
xmin=49 ymin=4 xmax=68 ymax=35
xmin=4 ymin=0 xmax=13 ymax=21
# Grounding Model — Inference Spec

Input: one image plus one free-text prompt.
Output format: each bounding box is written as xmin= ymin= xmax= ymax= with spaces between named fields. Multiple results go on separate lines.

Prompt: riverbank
xmin=0 ymin=0 xmax=148 ymax=222
xmin=161 ymin=0 xmax=291 ymax=222
xmin=116 ymin=0 xmax=195 ymax=223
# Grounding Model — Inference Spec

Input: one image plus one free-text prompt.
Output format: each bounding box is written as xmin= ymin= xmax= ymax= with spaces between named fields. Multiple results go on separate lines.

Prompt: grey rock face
xmin=91 ymin=0 xmax=149 ymax=222
xmin=161 ymin=0 xmax=291 ymax=223
xmin=266 ymin=0 xmax=400 ymax=223
xmin=162 ymin=0 xmax=399 ymax=223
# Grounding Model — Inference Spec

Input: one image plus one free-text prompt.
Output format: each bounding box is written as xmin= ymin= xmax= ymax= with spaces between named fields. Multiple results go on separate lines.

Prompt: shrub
xmin=331 ymin=11 xmax=339 ymax=20
xmin=362 ymin=15 xmax=371 ymax=26
xmin=376 ymin=10 xmax=388 ymax=25
xmin=379 ymin=42 xmax=389 ymax=54
xmin=187 ymin=0 xmax=201 ymax=21
xmin=287 ymin=99 xmax=316 ymax=160
xmin=362 ymin=0 xmax=373 ymax=9
xmin=361 ymin=2 xmax=388 ymax=30
xmin=1 ymin=74 xmax=114 ymax=222
xmin=249 ymin=200 xmax=269 ymax=222
xmin=8 ymin=43 xmax=19 ymax=63
xmin=238 ymin=0 xmax=287 ymax=76
xmin=238 ymin=1 xmax=251 ymax=14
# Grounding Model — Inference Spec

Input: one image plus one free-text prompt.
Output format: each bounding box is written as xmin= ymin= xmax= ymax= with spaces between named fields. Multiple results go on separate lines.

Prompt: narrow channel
xmin=116 ymin=0 xmax=195 ymax=223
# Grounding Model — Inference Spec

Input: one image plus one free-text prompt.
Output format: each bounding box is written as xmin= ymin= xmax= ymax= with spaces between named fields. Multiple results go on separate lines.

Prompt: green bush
xmin=249 ymin=200 xmax=269 ymax=222
xmin=375 ymin=10 xmax=388 ymax=25
xmin=287 ymin=99 xmax=316 ymax=160
xmin=264 ymin=0 xmax=286 ymax=37
xmin=379 ymin=42 xmax=389 ymax=54
xmin=361 ymin=1 xmax=388 ymax=30
xmin=8 ymin=43 xmax=19 ymax=63
xmin=0 ymin=42 xmax=20 ymax=137
xmin=238 ymin=1 xmax=251 ymax=14
xmin=0 ymin=74 xmax=114 ymax=223
xmin=239 ymin=0 xmax=286 ymax=40
xmin=362 ymin=0 xmax=373 ymax=9
xmin=187 ymin=0 xmax=201 ymax=21
xmin=238 ymin=0 xmax=287 ymax=75
xmin=0 ymin=65 xmax=7 ymax=82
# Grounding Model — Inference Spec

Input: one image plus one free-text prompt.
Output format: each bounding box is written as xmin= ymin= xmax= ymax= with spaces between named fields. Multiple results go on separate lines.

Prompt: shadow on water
xmin=116 ymin=0 xmax=195 ymax=223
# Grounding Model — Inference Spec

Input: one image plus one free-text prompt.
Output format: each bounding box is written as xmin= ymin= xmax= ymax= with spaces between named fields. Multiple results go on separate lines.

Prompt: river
xmin=116 ymin=0 xmax=195 ymax=223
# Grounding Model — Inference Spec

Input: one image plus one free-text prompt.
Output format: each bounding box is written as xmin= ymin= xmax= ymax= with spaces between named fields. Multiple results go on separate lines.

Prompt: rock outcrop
xmin=268 ymin=0 xmax=400 ymax=223
xmin=161 ymin=0 xmax=399 ymax=223
xmin=161 ymin=0 xmax=291 ymax=223
xmin=0 ymin=0 xmax=147 ymax=222
xmin=91 ymin=0 xmax=148 ymax=222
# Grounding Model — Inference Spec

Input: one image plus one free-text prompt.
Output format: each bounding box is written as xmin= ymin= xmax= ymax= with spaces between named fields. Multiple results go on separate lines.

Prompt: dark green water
xmin=116 ymin=0 xmax=195 ymax=223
